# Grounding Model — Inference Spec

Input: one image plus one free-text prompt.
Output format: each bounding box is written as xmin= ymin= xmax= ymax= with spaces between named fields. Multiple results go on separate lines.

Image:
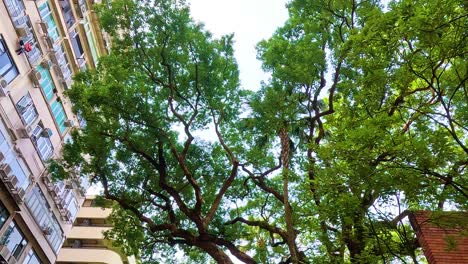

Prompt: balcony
xmin=3 ymin=0 xmax=42 ymax=65
xmin=67 ymin=226 xmax=111 ymax=240
xmin=25 ymin=186 xmax=65 ymax=253
xmin=69 ymin=30 xmax=87 ymax=71
xmin=77 ymin=207 xmax=112 ymax=219
xmin=0 ymin=145 xmax=32 ymax=204
xmin=38 ymin=2 xmax=74 ymax=89
xmin=57 ymin=248 xmax=124 ymax=264
xmin=41 ymin=175 xmax=79 ymax=223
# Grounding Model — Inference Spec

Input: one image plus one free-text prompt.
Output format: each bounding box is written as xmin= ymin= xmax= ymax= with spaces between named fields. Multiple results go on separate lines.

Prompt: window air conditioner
xmin=4 ymin=175 xmax=18 ymax=191
xmin=16 ymin=127 xmax=30 ymax=138
xmin=0 ymin=77 xmax=8 ymax=89
xmin=40 ymin=60 xmax=54 ymax=69
xmin=43 ymin=35 xmax=54 ymax=50
xmin=0 ymin=164 xmax=13 ymax=179
xmin=80 ymin=4 xmax=86 ymax=17
xmin=61 ymin=79 xmax=69 ymax=90
xmin=38 ymin=21 xmax=48 ymax=34
xmin=0 ymin=77 xmax=8 ymax=97
xmin=40 ymin=128 xmax=53 ymax=138
xmin=12 ymin=188 xmax=25 ymax=204
xmin=72 ymin=240 xmax=82 ymax=248
xmin=64 ymin=119 xmax=74 ymax=127
xmin=15 ymin=25 xmax=29 ymax=38
xmin=49 ymin=52 xmax=59 ymax=65
xmin=29 ymin=70 xmax=42 ymax=87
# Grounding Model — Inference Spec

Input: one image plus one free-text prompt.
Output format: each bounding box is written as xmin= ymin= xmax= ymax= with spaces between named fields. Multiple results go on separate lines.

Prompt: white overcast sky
xmin=187 ymin=0 xmax=289 ymax=90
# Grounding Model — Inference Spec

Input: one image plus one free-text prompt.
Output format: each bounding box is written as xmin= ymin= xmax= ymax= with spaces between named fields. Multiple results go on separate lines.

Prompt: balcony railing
xmin=41 ymin=175 xmax=79 ymax=223
xmin=37 ymin=27 xmax=74 ymax=89
xmin=0 ymin=150 xmax=31 ymax=204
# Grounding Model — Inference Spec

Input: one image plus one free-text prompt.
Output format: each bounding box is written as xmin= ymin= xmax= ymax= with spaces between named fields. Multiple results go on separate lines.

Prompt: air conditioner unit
xmin=43 ymin=35 xmax=54 ymax=50
xmin=29 ymin=70 xmax=42 ymax=87
xmin=0 ymin=77 xmax=8 ymax=89
xmin=52 ymin=184 xmax=61 ymax=195
xmin=81 ymin=219 xmax=91 ymax=226
xmin=0 ymin=77 xmax=8 ymax=97
xmin=61 ymin=79 xmax=69 ymax=90
xmin=40 ymin=128 xmax=53 ymax=138
xmin=16 ymin=127 xmax=30 ymax=138
xmin=64 ymin=119 xmax=74 ymax=127
xmin=38 ymin=21 xmax=48 ymax=34
xmin=7 ymin=128 xmax=18 ymax=141
xmin=45 ymin=181 xmax=54 ymax=191
xmin=40 ymin=60 xmax=53 ymax=69
xmin=0 ymin=163 xmax=13 ymax=179
xmin=80 ymin=4 xmax=87 ymax=17
xmin=0 ymin=245 xmax=12 ymax=263
xmin=15 ymin=26 xmax=29 ymax=38
xmin=66 ymin=210 xmax=72 ymax=220
xmin=4 ymin=175 xmax=18 ymax=191
xmin=49 ymin=52 xmax=59 ymax=65
xmin=72 ymin=240 xmax=82 ymax=248
xmin=12 ymin=188 xmax=25 ymax=203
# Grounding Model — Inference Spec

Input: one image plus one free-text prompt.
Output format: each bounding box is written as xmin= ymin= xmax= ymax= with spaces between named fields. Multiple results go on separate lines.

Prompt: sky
xmin=86 ymin=0 xmax=290 ymax=195
xmin=187 ymin=0 xmax=289 ymax=90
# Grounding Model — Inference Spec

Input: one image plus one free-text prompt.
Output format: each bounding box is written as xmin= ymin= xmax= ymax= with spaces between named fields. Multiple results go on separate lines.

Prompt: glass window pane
xmin=1 ymin=221 xmax=27 ymax=259
xmin=36 ymin=65 xmax=55 ymax=101
xmin=26 ymin=186 xmax=64 ymax=253
xmin=23 ymin=249 xmax=41 ymax=264
xmin=0 ymin=201 xmax=9 ymax=230
xmin=0 ymin=38 xmax=19 ymax=83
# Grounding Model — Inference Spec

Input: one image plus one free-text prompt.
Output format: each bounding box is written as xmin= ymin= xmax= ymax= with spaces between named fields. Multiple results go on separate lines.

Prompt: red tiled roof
xmin=409 ymin=211 xmax=468 ymax=264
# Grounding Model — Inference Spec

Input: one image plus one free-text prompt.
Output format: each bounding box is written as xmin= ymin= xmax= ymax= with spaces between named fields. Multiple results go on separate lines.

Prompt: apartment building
xmin=0 ymin=0 xmax=108 ymax=263
xmin=57 ymin=196 xmax=137 ymax=264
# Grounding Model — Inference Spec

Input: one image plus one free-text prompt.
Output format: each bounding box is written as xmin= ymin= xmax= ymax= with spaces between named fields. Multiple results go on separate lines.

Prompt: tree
xmin=53 ymin=0 xmax=468 ymax=263
xmin=245 ymin=0 xmax=467 ymax=262
xmin=54 ymin=0 xmax=256 ymax=263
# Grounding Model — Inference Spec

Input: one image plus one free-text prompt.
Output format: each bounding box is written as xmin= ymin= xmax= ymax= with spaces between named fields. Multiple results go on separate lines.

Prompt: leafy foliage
xmin=53 ymin=0 xmax=467 ymax=263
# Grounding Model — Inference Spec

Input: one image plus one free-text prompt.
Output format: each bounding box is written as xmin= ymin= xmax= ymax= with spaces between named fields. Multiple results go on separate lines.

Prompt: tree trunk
xmin=279 ymin=128 xmax=300 ymax=263
xmin=198 ymin=241 xmax=234 ymax=264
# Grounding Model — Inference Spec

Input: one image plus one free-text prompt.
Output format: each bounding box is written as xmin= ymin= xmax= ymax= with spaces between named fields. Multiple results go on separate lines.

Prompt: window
xmin=70 ymin=30 xmax=85 ymax=60
xmin=54 ymin=44 xmax=72 ymax=81
xmin=0 ymin=37 xmax=19 ymax=83
xmin=16 ymin=93 xmax=39 ymax=126
xmin=0 ymin=221 xmax=27 ymax=260
xmin=30 ymin=124 xmax=53 ymax=161
xmin=3 ymin=0 xmax=26 ymax=27
xmin=51 ymin=100 xmax=67 ymax=133
xmin=38 ymin=2 xmax=60 ymax=42
xmin=36 ymin=65 xmax=55 ymax=101
xmin=0 ymin=125 xmax=30 ymax=190
xmin=63 ymin=189 xmax=78 ymax=221
xmin=22 ymin=249 xmax=41 ymax=264
xmin=26 ymin=186 xmax=64 ymax=253
xmin=0 ymin=201 xmax=9 ymax=230
xmin=83 ymin=17 xmax=98 ymax=66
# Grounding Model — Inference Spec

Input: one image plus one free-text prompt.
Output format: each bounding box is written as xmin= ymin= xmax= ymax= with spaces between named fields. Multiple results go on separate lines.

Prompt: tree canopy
xmin=53 ymin=0 xmax=467 ymax=263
